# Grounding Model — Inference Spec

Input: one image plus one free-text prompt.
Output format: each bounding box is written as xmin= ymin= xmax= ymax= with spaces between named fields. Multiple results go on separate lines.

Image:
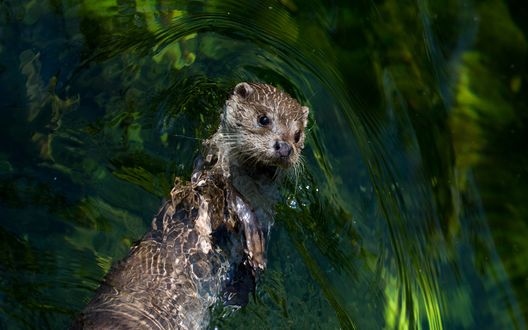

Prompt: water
xmin=1 ymin=0 xmax=527 ymax=328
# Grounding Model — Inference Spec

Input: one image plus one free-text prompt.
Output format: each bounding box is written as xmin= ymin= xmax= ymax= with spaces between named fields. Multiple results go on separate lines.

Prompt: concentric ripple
xmin=0 ymin=0 xmax=527 ymax=329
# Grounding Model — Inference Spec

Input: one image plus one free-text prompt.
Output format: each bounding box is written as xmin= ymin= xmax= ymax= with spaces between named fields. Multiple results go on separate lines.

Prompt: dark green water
xmin=1 ymin=0 xmax=527 ymax=329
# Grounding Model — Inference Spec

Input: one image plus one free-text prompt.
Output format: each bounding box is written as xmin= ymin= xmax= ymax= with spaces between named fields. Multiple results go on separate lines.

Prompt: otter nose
xmin=274 ymin=141 xmax=292 ymax=158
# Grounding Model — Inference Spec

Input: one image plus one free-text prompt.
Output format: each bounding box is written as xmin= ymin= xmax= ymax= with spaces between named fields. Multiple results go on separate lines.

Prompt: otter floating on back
xmin=73 ymin=83 xmax=309 ymax=329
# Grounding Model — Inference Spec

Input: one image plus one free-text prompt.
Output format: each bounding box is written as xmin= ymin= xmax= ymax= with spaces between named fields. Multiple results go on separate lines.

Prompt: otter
xmin=72 ymin=82 xmax=309 ymax=329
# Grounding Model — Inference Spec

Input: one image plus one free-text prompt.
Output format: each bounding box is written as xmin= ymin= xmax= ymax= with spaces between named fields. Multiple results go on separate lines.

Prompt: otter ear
xmin=234 ymin=82 xmax=254 ymax=99
xmin=301 ymin=106 xmax=309 ymax=127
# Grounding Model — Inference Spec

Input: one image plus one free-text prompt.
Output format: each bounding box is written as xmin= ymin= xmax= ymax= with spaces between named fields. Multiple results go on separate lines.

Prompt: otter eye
xmin=258 ymin=115 xmax=270 ymax=126
xmin=294 ymin=130 xmax=301 ymax=143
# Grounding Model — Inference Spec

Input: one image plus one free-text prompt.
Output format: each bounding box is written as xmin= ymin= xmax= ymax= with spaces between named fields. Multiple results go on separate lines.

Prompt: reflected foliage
xmin=0 ymin=0 xmax=527 ymax=328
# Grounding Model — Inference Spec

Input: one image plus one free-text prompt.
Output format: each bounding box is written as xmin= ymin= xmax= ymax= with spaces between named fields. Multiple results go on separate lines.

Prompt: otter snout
xmin=274 ymin=141 xmax=292 ymax=158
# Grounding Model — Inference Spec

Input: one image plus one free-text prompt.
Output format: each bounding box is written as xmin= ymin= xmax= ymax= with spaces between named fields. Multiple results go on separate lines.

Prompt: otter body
xmin=74 ymin=83 xmax=309 ymax=329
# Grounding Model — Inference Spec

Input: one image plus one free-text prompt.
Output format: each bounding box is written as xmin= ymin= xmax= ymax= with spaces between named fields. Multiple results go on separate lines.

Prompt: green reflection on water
xmin=0 ymin=0 xmax=527 ymax=329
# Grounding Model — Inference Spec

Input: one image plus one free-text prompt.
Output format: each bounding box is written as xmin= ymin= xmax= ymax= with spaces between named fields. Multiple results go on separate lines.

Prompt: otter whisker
xmin=172 ymin=134 xmax=204 ymax=141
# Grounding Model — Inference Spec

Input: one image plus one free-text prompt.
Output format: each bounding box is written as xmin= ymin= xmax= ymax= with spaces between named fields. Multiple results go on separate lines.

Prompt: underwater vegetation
xmin=0 ymin=0 xmax=527 ymax=328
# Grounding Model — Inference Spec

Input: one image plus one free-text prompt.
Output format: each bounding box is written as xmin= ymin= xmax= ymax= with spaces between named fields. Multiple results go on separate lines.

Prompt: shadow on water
xmin=0 ymin=0 xmax=527 ymax=328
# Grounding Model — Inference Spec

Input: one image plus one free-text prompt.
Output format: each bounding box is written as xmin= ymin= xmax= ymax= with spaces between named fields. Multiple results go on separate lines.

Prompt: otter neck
xmin=207 ymin=131 xmax=281 ymax=230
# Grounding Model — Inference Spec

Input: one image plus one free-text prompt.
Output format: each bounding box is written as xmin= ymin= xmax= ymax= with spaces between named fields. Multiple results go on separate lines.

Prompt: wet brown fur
xmin=73 ymin=83 xmax=309 ymax=330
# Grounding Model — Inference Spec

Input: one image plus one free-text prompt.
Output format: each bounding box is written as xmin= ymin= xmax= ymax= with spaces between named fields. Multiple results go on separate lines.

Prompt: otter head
xmin=220 ymin=82 xmax=309 ymax=169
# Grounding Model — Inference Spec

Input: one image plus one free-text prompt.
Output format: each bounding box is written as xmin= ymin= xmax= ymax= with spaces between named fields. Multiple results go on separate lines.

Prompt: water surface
xmin=0 ymin=0 xmax=527 ymax=329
